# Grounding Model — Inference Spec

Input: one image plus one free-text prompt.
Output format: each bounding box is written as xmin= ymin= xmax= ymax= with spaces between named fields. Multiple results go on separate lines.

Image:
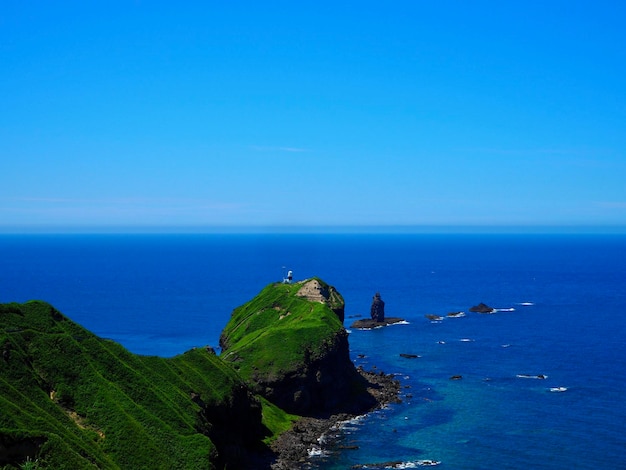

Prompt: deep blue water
xmin=1 ymin=234 xmax=625 ymax=469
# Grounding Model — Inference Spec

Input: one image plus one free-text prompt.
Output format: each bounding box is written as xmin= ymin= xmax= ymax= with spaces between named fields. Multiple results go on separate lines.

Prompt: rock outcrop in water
xmin=469 ymin=302 xmax=496 ymax=313
xmin=350 ymin=292 xmax=405 ymax=329
xmin=370 ymin=292 xmax=385 ymax=322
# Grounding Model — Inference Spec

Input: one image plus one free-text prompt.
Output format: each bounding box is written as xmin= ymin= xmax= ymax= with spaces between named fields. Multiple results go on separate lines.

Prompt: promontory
xmin=0 ymin=278 xmax=399 ymax=469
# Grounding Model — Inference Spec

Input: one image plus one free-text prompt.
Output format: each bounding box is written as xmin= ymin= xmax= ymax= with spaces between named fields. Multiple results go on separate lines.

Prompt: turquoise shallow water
xmin=1 ymin=233 xmax=625 ymax=469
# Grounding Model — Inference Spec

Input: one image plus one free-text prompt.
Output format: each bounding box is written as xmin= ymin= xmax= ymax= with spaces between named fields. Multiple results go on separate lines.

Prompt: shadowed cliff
xmin=219 ymin=278 xmax=377 ymax=416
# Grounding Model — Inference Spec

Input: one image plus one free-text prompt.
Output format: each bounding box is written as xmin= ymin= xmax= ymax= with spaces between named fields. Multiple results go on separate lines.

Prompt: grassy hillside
xmin=219 ymin=279 xmax=345 ymax=383
xmin=0 ymin=301 xmax=292 ymax=469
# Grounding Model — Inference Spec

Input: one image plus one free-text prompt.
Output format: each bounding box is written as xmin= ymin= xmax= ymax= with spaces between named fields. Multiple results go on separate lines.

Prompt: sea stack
xmin=350 ymin=292 xmax=405 ymax=329
xmin=370 ymin=292 xmax=385 ymax=322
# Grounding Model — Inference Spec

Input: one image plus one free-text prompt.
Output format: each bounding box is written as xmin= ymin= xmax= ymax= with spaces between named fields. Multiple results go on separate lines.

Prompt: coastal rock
xmin=425 ymin=314 xmax=443 ymax=321
xmin=350 ymin=317 xmax=405 ymax=329
xmin=469 ymin=302 xmax=496 ymax=314
xmin=270 ymin=369 xmax=400 ymax=469
xmin=220 ymin=278 xmax=385 ymax=416
xmin=350 ymin=292 xmax=406 ymax=328
xmin=352 ymin=461 xmax=441 ymax=469
xmin=446 ymin=311 xmax=465 ymax=318
xmin=370 ymin=292 xmax=385 ymax=322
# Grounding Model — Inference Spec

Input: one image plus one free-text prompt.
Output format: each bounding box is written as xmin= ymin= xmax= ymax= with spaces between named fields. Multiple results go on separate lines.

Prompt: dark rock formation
xmin=370 ymin=292 xmax=385 ymax=322
xmin=252 ymin=329 xmax=377 ymax=416
xmin=350 ymin=317 xmax=405 ymax=329
xmin=0 ymin=435 xmax=46 ymax=466
xmin=270 ymin=368 xmax=400 ymax=469
xmin=350 ymin=292 xmax=406 ymax=328
xmin=425 ymin=314 xmax=443 ymax=321
xmin=193 ymin=385 xmax=271 ymax=469
xmin=352 ymin=460 xmax=441 ymax=468
xmin=446 ymin=311 xmax=465 ymax=318
xmin=469 ymin=302 xmax=495 ymax=313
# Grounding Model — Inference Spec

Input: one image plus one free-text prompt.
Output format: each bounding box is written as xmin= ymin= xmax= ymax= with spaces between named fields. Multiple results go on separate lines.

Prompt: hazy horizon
xmin=2 ymin=223 xmax=626 ymax=235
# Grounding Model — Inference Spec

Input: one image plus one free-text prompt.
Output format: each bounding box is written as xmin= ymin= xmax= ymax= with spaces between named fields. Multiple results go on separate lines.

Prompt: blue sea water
xmin=1 ymin=233 xmax=625 ymax=469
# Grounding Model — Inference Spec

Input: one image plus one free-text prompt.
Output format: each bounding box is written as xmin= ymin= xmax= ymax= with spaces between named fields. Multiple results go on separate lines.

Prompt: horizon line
xmin=1 ymin=224 xmax=626 ymax=235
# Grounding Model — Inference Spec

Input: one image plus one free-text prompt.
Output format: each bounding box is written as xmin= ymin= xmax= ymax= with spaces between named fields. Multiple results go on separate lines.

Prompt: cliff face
xmin=220 ymin=278 xmax=374 ymax=415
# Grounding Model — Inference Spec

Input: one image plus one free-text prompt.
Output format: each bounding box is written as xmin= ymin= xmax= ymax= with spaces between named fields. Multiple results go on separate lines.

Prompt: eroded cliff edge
xmin=220 ymin=278 xmax=396 ymax=417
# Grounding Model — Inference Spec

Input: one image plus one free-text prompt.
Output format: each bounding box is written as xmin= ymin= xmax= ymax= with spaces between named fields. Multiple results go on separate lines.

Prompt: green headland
xmin=0 ymin=278 xmax=398 ymax=469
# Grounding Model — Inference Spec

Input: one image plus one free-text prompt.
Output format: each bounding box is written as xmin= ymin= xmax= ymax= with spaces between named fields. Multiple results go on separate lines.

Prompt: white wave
xmin=501 ymin=344 xmax=511 ymax=348
xmin=337 ymin=413 xmax=367 ymax=427
xmin=495 ymin=307 xmax=515 ymax=312
xmin=460 ymin=338 xmax=475 ymax=342
xmin=516 ymin=374 xmax=548 ymax=379
xmin=383 ymin=460 xmax=441 ymax=468
xmin=356 ymin=324 xmax=386 ymax=330
xmin=446 ymin=311 xmax=466 ymax=318
xmin=307 ymin=446 xmax=328 ymax=457
xmin=346 ymin=329 xmax=352 ymax=334
xmin=390 ymin=320 xmax=410 ymax=326
xmin=518 ymin=302 xmax=534 ymax=306
xmin=549 ymin=386 xmax=568 ymax=392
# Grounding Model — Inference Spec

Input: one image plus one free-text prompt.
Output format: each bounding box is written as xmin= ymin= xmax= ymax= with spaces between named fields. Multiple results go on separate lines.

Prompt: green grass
xmin=0 ymin=279 xmax=342 ymax=468
xmin=258 ymin=397 xmax=298 ymax=444
xmin=219 ymin=279 xmax=345 ymax=383
xmin=0 ymin=301 xmax=292 ymax=469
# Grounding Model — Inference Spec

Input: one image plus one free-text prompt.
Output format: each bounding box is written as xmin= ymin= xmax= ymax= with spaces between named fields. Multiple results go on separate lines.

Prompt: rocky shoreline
xmin=270 ymin=368 xmax=401 ymax=469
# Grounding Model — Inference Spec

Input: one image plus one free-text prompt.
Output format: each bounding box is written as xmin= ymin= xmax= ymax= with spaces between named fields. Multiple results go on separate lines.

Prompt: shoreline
xmin=270 ymin=369 xmax=402 ymax=469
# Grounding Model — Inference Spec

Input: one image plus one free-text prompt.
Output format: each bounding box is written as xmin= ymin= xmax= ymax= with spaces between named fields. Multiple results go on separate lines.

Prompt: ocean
xmin=1 ymin=233 xmax=625 ymax=469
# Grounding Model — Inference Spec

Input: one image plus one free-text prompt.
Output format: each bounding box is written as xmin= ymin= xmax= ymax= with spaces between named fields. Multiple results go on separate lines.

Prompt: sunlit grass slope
xmin=0 ymin=301 xmax=291 ymax=469
xmin=219 ymin=278 xmax=345 ymax=382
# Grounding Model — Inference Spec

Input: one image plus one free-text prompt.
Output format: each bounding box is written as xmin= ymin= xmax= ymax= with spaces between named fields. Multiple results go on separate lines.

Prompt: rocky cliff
xmin=219 ymin=278 xmax=378 ymax=415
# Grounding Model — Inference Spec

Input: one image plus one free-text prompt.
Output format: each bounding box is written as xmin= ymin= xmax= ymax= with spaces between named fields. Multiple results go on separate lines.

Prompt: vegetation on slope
xmin=218 ymin=279 xmax=373 ymax=415
xmin=0 ymin=278 xmax=371 ymax=468
xmin=0 ymin=301 xmax=291 ymax=469
xmin=219 ymin=279 xmax=345 ymax=383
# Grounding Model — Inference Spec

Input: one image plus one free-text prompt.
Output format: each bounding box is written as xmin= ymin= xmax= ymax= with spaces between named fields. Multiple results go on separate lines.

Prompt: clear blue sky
xmin=2 ymin=1 xmax=625 ymax=232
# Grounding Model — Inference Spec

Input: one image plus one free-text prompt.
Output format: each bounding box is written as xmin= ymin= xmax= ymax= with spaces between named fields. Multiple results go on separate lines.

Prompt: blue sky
xmin=2 ymin=1 xmax=625 ymax=232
